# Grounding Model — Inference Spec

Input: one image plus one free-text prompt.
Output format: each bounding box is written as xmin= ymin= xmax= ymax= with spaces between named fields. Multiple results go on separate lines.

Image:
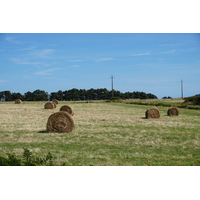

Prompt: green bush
xmin=0 ymin=148 xmax=54 ymax=166
xmin=184 ymin=95 xmax=200 ymax=105
xmin=108 ymin=97 xmax=123 ymax=102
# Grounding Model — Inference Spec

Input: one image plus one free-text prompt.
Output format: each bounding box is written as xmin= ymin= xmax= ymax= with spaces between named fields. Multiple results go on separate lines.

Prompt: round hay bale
xmin=15 ymin=99 xmax=22 ymax=104
xmin=167 ymin=107 xmax=180 ymax=116
xmin=52 ymin=99 xmax=59 ymax=104
xmin=52 ymin=102 xmax=57 ymax=108
xmin=145 ymin=107 xmax=160 ymax=119
xmin=46 ymin=111 xmax=75 ymax=133
xmin=59 ymin=105 xmax=74 ymax=116
xmin=44 ymin=102 xmax=54 ymax=109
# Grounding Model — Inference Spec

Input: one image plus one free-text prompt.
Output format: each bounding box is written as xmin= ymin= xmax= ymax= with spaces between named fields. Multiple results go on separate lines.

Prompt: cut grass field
xmin=0 ymin=100 xmax=200 ymax=166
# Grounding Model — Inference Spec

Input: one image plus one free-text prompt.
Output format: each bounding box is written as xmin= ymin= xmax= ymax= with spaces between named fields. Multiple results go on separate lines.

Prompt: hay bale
xmin=145 ymin=107 xmax=160 ymax=119
xmin=52 ymin=99 xmax=59 ymax=104
xmin=46 ymin=111 xmax=75 ymax=133
xmin=52 ymin=102 xmax=57 ymax=108
xmin=59 ymin=105 xmax=74 ymax=116
xmin=15 ymin=99 xmax=22 ymax=104
xmin=167 ymin=107 xmax=180 ymax=116
xmin=44 ymin=102 xmax=54 ymax=109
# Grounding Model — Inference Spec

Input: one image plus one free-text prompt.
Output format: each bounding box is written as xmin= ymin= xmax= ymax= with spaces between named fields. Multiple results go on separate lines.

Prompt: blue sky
xmin=0 ymin=33 xmax=200 ymax=99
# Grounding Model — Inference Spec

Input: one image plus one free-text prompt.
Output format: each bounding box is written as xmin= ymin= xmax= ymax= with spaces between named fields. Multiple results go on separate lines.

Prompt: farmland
xmin=0 ymin=100 xmax=200 ymax=166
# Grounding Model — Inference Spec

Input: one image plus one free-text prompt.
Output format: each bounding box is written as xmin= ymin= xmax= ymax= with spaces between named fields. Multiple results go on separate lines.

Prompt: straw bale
xmin=52 ymin=102 xmax=57 ymax=108
xmin=167 ymin=107 xmax=180 ymax=116
xmin=44 ymin=102 xmax=54 ymax=109
xmin=59 ymin=105 xmax=74 ymax=116
xmin=46 ymin=111 xmax=75 ymax=133
xmin=52 ymin=99 xmax=59 ymax=104
xmin=15 ymin=99 xmax=22 ymax=104
xmin=145 ymin=107 xmax=160 ymax=119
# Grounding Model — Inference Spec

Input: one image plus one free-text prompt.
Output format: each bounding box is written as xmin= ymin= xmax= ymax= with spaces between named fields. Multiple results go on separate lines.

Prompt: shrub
xmin=0 ymin=148 xmax=54 ymax=166
xmin=184 ymin=95 xmax=200 ymax=105
xmin=110 ymin=97 xmax=122 ymax=101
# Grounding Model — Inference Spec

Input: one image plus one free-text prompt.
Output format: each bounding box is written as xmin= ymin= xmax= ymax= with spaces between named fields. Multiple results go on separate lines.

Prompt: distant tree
xmin=0 ymin=91 xmax=12 ymax=101
xmin=0 ymin=88 xmax=158 ymax=101
xmin=124 ymin=92 xmax=132 ymax=99
xmin=24 ymin=91 xmax=33 ymax=101
xmin=96 ymin=88 xmax=110 ymax=100
xmin=56 ymin=90 xmax=63 ymax=101
xmin=147 ymin=93 xmax=158 ymax=99
xmin=11 ymin=92 xmax=24 ymax=101
xmin=162 ymin=96 xmax=172 ymax=99
xmin=0 ymin=91 xmax=5 ymax=101
xmin=32 ymin=89 xmax=48 ymax=101
xmin=49 ymin=92 xmax=57 ymax=101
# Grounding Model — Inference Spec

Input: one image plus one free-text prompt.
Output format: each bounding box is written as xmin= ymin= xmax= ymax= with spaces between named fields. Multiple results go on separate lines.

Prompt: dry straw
xmin=167 ymin=107 xmax=180 ymax=116
xmin=145 ymin=107 xmax=160 ymax=119
xmin=46 ymin=111 xmax=75 ymax=133
xmin=59 ymin=105 xmax=74 ymax=116
xmin=44 ymin=102 xmax=55 ymax=109
xmin=52 ymin=102 xmax=57 ymax=109
xmin=52 ymin=99 xmax=59 ymax=104
xmin=15 ymin=99 xmax=22 ymax=104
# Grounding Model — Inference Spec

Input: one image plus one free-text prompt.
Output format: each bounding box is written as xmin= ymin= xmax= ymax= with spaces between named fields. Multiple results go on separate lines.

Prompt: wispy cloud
xmin=5 ymin=36 xmax=22 ymax=44
xmin=29 ymin=49 xmax=57 ymax=58
xmin=96 ymin=58 xmax=114 ymax=62
xmin=132 ymin=52 xmax=150 ymax=56
xmin=34 ymin=68 xmax=62 ymax=75
xmin=10 ymin=58 xmax=51 ymax=67
xmin=66 ymin=60 xmax=83 ymax=62
xmin=159 ymin=44 xmax=180 ymax=47
xmin=159 ymin=50 xmax=176 ymax=54
xmin=69 ymin=65 xmax=80 ymax=68
xmin=0 ymin=79 xmax=6 ymax=83
xmin=18 ymin=46 xmax=36 ymax=51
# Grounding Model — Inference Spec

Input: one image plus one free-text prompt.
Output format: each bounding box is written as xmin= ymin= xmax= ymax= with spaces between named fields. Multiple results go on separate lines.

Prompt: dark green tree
xmin=24 ymin=91 xmax=33 ymax=101
xmin=32 ymin=89 xmax=48 ymax=101
xmin=11 ymin=92 xmax=24 ymax=101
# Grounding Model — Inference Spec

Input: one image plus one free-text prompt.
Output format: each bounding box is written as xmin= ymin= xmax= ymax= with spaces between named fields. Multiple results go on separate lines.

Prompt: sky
xmin=0 ymin=33 xmax=200 ymax=99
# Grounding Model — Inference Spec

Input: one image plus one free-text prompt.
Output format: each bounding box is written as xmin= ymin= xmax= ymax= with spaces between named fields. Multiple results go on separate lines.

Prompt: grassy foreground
xmin=0 ymin=100 xmax=200 ymax=166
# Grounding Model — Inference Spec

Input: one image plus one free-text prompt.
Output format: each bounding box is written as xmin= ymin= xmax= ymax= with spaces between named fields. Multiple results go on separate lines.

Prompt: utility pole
xmin=181 ymin=79 xmax=183 ymax=98
xmin=110 ymin=75 xmax=114 ymax=97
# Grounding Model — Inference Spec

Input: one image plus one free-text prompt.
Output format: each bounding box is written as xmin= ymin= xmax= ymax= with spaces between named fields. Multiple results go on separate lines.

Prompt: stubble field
xmin=0 ymin=101 xmax=200 ymax=166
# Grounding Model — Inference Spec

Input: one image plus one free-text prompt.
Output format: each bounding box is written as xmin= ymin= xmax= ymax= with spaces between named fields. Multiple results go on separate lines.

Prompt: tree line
xmin=0 ymin=88 xmax=158 ymax=101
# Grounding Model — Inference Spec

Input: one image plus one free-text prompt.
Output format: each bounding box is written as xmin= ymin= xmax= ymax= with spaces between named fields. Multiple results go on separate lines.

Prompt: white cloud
xmin=69 ymin=65 xmax=80 ymax=68
xmin=132 ymin=52 xmax=150 ymax=56
xmin=29 ymin=49 xmax=57 ymax=58
xmin=67 ymin=60 xmax=83 ymax=62
xmin=96 ymin=58 xmax=114 ymax=61
xmin=160 ymin=50 xmax=176 ymax=54
xmin=18 ymin=46 xmax=36 ymax=51
xmin=10 ymin=58 xmax=51 ymax=67
xmin=34 ymin=68 xmax=62 ymax=75
xmin=5 ymin=36 xmax=22 ymax=44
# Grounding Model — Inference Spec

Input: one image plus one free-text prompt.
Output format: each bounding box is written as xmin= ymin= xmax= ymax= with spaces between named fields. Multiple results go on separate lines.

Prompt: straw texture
xmin=46 ymin=111 xmax=75 ymax=133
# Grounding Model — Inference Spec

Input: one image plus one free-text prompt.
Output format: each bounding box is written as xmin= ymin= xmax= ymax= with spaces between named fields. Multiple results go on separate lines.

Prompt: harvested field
xmin=0 ymin=101 xmax=200 ymax=166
